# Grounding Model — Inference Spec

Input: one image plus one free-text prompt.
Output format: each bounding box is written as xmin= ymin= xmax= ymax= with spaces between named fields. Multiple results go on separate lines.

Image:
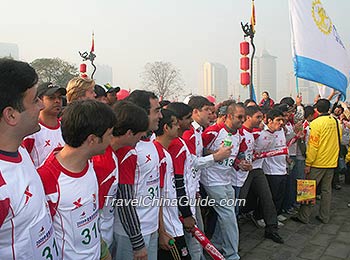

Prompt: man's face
xmin=19 ymin=85 xmax=45 ymax=137
xmin=106 ymin=92 xmax=117 ymax=106
xmin=178 ymin=112 xmax=193 ymax=132
xmin=194 ymin=105 xmax=212 ymax=128
xmin=227 ymin=106 xmax=245 ymax=130
xmin=249 ymin=111 xmax=263 ymax=128
xmin=167 ymin=116 xmax=179 ymax=139
xmin=268 ymin=116 xmax=285 ymax=132
xmin=148 ymin=98 xmax=162 ymax=131
xmin=93 ymin=128 xmax=114 ymax=155
xmin=41 ymin=92 xmax=63 ymax=117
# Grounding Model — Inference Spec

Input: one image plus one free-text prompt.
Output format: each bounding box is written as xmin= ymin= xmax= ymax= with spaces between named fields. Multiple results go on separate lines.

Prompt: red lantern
xmin=240 ymin=41 xmax=249 ymax=56
xmin=240 ymin=57 xmax=250 ymax=71
xmin=80 ymin=63 xmax=87 ymax=73
xmin=240 ymin=72 xmax=250 ymax=86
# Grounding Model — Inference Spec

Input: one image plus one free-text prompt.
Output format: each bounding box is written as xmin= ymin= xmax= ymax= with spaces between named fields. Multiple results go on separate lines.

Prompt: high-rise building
xmin=253 ymin=49 xmax=277 ymax=101
xmin=203 ymin=62 xmax=228 ymax=102
xmin=0 ymin=42 xmax=19 ymax=59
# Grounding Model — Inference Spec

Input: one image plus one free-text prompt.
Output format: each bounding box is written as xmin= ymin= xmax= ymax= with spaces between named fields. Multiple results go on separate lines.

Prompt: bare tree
xmin=141 ymin=61 xmax=184 ymax=99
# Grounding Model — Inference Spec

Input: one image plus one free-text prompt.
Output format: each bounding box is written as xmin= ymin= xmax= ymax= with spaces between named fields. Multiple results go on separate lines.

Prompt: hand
xmin=159 ymin=231 xmax=175 ymax=251
xmin=213 ymin=144 xmax=232 ymax=162
xmin=238 ymin=160 xmax=252 ymax=171
xmin=133 ymin=247 xmax=147 ymax=260
xmin=182 ymin=216 xmax=196 ymax=233
xmin=304 ymin=166 xmax=311 ymax=175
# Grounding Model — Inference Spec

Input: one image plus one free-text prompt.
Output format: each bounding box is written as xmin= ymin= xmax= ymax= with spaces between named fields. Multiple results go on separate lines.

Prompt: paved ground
xmin=238 ymin=182 xmax=350 ymax=260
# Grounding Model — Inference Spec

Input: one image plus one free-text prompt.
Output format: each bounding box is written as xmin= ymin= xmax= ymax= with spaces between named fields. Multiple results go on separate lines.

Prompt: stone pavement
xmin=237 ymin=183 xmax=350 ymax=260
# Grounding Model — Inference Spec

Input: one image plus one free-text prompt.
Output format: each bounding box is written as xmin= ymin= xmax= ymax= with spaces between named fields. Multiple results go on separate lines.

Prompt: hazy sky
xmin=1 ymin=0 xmax=349 ymax=100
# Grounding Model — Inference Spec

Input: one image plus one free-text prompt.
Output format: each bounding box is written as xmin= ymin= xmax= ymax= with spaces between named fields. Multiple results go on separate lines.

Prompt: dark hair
xmin=226 ymin=102 xmax=244 ymax=116
xmin=166 ymin=102 xmax=193 ymax=119
xmin=331 ymin=104 xmax=344 ymax=114
xmin=188 ymin=96 xmax=212 ymax=110
xmin=159 ymin=100 xmax=171 ymax=108
xmin=112 ymin=101 xmax=149 ymax=136
xmin=266 ymin=109 xmax=284 ymax=121
xmin=304 ymin=105 xmax=314 ymax=119
xmin=244 ymin=99 xmax=257 ymax=107
xmin=0 ymin=59 xmax=38 ymax=116
xmin=280 ymin=97 xmax=295 ymax=107
xmin=154 ymin=109 xmax=177 ymax=136
xmin=126 ymin=90 xmax=158 ymax=115
xmin=245 ymin=106 xmax=261 ymax=117
xmin=262 ymin=91 xmax=269 ymax=97
xmin=315 ymin=99 xmax=330 ymax=113
xmin=61 ymin=100 xmax=116 ymax=147
xmin=274 ymin=103 xmax=289 ymax=113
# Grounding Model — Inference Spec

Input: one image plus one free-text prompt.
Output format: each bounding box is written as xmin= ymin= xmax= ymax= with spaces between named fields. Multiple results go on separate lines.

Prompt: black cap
xmin=94 ymin=84 xmax=107 ymax=98
xmin=104 ymin=83 xmax=120 ymax=94
xmin=37 ymin=82 xmax=66 ymax=97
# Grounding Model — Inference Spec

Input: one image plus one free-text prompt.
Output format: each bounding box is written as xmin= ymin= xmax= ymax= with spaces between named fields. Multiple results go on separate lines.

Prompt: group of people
xmin=0 ymin=58 xmax=347 ymax=260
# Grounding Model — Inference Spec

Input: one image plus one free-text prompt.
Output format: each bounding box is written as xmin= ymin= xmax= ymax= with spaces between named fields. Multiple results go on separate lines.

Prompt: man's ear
xmin=2 ymin=107 xmax=19 ymax=126
xmin=86 ymin=134 xmax=98 ymax=146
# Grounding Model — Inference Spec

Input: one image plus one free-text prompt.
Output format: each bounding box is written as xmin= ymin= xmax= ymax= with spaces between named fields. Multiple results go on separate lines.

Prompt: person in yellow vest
xmin=292 ymin=99 xmax=341 ymax=224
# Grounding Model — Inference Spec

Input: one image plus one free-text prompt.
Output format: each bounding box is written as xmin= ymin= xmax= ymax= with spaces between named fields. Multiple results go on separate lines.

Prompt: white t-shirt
xmin=0 ymin=147 xmax=59 ymax=260
xmin=154 ymin=141 xmax=183 ymax=238
xmin=38 ymin=148 xmax=100 ymax=260
xmin=201 ymin=123 xmax=241 ymax=186
xmin=23 ymin=120 xmax=64 ymax=168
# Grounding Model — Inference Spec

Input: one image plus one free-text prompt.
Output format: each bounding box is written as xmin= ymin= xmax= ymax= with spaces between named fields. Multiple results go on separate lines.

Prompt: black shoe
xmin=264 ymin=231 xmax=284 ymax=244
xmin=290 ymin=216 xmax=306 ymax=224
xmin=315 ymin=215 xmax=327 ymax=224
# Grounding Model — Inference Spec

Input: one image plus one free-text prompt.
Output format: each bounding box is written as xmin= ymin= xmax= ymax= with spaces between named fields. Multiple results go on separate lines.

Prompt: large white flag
xmin=289 ymin=0 xmax=350 ymax=97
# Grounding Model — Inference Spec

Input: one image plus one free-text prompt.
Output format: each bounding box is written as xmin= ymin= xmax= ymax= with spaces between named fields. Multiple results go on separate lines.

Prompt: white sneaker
xmin=257 ymin=219 xmax=266 ymax=228
xmin=278 ymin=221 xmax=285 ymax=226
xmin=277 ymin=214 xmax=287 ymax=222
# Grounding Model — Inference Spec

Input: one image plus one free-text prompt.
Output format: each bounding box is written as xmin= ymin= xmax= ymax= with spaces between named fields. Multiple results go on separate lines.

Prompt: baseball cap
xmin=94 ymin=84 xmax=107 ymax=98
xmin=37 ymin=82 xmax=66 ymax=97
xmin=104 ymin=83 xmax=120 ymax=94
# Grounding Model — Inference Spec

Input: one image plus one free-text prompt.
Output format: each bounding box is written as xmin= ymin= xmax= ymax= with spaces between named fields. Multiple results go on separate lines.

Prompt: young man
xmin=154 ymin=109 xmax=191 ymax=260
xmin=201 ymin=102 xmax=248 ymax=260
xmin=22 ymin=82 xmax=66 ymax=168
xmin=0 ymin=59 xmax=59 ymax=259
xmin=113 ymin=90 xmax=163 ymax=260
xmin=238 ymin=106 xmax=284 ymax=244
xmin=254 ymin=109 xmax=287 ymax=223
xmin=93 ymin=101 xmax=149 ymax=258
xmin=104 ymin=83 xmax=120 ymax=106
xmin=167 ymin=102 xmax=231 ymax=260
xmin=38 ymin=100 xmax=116 ymax=260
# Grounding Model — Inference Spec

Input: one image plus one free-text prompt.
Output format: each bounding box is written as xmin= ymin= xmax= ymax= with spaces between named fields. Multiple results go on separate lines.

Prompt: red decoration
xmin=240 ymin=41 xmax=249 ymax=56
xmin=240 ymin=72 xmax=250 ymax=86
xmin=240 ymin=57 xmax=250 ymax=71
xmin=80 ymin=63 xmax=87 ymax=73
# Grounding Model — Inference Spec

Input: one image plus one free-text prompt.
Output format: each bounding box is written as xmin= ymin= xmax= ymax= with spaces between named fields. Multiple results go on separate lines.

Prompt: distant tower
xmin=0 ymin=43 xmax=19 ymax=59
xmin=203 ymin=62 xmax=228 ymax=102
xmin=253 ymin=49 xmax=277 ymax=100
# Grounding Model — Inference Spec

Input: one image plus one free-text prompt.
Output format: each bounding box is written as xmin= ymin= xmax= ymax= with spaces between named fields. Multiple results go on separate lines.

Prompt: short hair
xmin=154 ymin=109 xmax=177 ymax=137
xmin=159 ymin=100 xmax=171 ymax=108
xmin=280 ymin=97 xmax=295 ymax=107
xmin=304 ymin=106 xmax=314 ymax=119
xmin=244 ymin=99 xmax=257 ymax=107
xmin=245 ymin=106 xmax=261 ymax=117
xmin=112 ymin=100 xmax=149 ymax=136
xmin=262 ymin=91 xmax=269 ymax=96
xmin=188 ymin=96 xmax=212 ymax=110
xmin=226 ymin=102 xmax=244 ymax=116
xmin=315 ymin=98 xmax=330 ymax=113
xmin=0 ymin=59 xmax=38 ymax=116
xmin=66 ymin=77 xmax=95 ymax=103
xmin=61 ymin=100 xmax=116 ymax=147
xmin=126 ymin=90 xmax=158 ymax=115
xmin=266 ymin=109 xmax=284 ymax=121
xmin=274 ymin=103 xmax=289 ymax=113
xmin=166 ymin=102 xmax=193 ymax=119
